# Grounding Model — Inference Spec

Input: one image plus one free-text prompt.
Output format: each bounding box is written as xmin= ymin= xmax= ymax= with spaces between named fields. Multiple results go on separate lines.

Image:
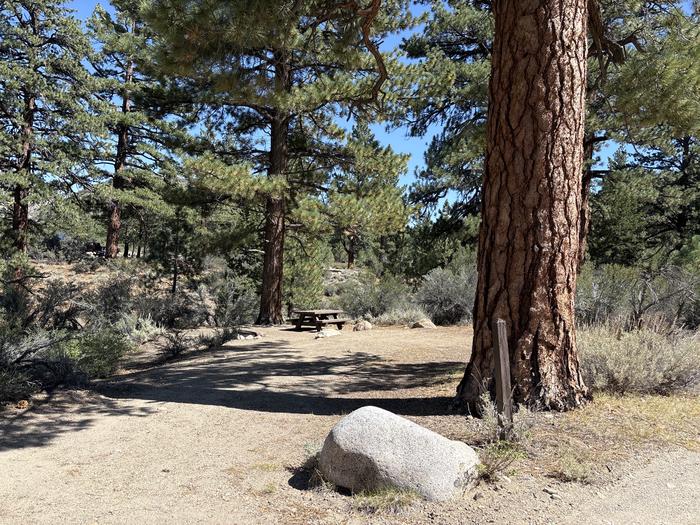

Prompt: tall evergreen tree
xmin=396 ymin=0 xmax=688 ymax=263
xmin=589 ymin=7 xmax=700 ymax=264
xmin=88 ymin=0 xmax=190 ymax=258
xmin=456 ymin=0 xmax=590 ymax=411
xmin=145 ymin=0 xmax=410 ymax=324
xmin=322 ymin=122 xmax=409 ymax=267
xmin=0 ymin=1 xmax=92 ymax=254
xmin=399 ymin=0 xmax=491 ymax=228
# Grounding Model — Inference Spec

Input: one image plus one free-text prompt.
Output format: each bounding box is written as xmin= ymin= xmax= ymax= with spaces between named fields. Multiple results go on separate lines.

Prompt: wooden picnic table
xmin=291 ymin=309 xmax=350 ymax=331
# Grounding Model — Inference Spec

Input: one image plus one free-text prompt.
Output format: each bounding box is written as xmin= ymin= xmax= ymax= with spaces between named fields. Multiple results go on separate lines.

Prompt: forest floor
xmin=1 ymin=326 xmax=699 ymax=524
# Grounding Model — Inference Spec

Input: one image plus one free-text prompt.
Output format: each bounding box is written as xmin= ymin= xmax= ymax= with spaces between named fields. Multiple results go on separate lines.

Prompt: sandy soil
xmin=1 ymin=326 xmax=698 ymax=524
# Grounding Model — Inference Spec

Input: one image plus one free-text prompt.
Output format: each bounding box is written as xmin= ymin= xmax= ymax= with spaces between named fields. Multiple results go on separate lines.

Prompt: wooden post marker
xmin=493 ymin=318 xmax=513 ymax=440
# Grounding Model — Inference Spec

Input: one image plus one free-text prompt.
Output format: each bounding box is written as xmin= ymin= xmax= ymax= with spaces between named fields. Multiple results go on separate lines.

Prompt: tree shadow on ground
xmin=0 ymin=392 xmax=154 ymax=452
xmin=96 ymin=338 xmax=462 ymax=417
xmin=2 ymin=334 xmax=465 ymax=451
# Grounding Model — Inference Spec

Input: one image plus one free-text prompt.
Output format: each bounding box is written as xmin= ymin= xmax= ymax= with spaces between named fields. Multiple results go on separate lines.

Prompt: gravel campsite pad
xmin=1 ymin=326 xmax=698 ymax=524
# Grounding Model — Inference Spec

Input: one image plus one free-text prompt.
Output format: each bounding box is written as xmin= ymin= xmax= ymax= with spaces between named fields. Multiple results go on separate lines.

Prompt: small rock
xmin=319 ymin=406 xmax=479 ymax=501
xmin=315 ymin=329 xmax=341 ymax=339
xmin=550 ymin=494 xmax=561 ymax=500
xmin=410 ymin=318 xmax=437 ymax=329
xmin=353 ymin=320 xmax=373 ymax=331
xmin=16 ymin=400 xmax=29 ymax=409
xmin=473 ymin=492 xmax=483 ymax=501
xmin=543 ymin=487 xmax=559 ymax=496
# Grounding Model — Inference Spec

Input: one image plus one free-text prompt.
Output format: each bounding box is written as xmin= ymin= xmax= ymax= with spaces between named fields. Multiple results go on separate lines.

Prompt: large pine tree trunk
xmin=347 ymin=245 xmax=356 ymax=268
xmin=258 ymin=193 xmax=286 ymax=324
xmin=456 ymin=0 xmax=590 ymax=411
xmin=342 ymin=234 xmax=358 ymax=268
xmin=257 ymin=52 xmax=291 ymax=325
xmin=12 ymin=92 xmax=35 ymax=254
xmin=106 ymin=55 xmax=134 ymax=259
xmin=105 ymin=172 xmax=125 ymax=258
xmin=12 ymin=185 xmax=29 ymax=253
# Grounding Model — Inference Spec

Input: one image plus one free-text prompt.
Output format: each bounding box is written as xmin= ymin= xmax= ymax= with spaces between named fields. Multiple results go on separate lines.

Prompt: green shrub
xmin=416 ymin=266 xmax=476 ymax=325
xmin=87 ymin=275 xmax=135 ymax=322
xmin=136 ymin=293 xmax=208 ymax=329
xmin=372 ymin=305 xmax=428 ymax=326
xmin=0 ymin=367 xmax=37 ymax=403
xmin=576 ymin=264 xmax=640 ymax=325
xmin=61 ymin=329 xmax=134 ymax=378
xmin=159 ymin=329 xmax=192 ymax=357
xmin=477 ymin=441 xmax=526 ymax=482
xmin=578 ymin=325 xmax=700 ymax=394
xmin=337 ymin=273 xmax=412 ymax=319
xmin=577 ymin=263 xmax=699 ymax=328
xmin=112 ymin=313 xmax=161 ymax=345
xmin=212 ymin=276 xmax=259 ymax=326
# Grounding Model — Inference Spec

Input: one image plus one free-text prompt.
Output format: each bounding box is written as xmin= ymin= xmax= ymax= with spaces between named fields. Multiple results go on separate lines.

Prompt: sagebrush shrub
xmin=578 ymin=325 xmax=700 ymax=394
xmin=337 ymin=273 xmax=412 ymax=319
xmin=112 ymin=313 xmax=160 ymax=345
xmin=212 ymin=276 xmax=259 ymax=326
xmin=86 ymin=275 xmax=134 ymax=323
xmin=159 ymin=330 xmax=192 ymax=357
xmin=416 ymin=266 xmax=476 ymax=325
xmin=0 ymin=367 xmax=36 ymax=403
xmin=60 ymin=329 xmax=135 ymax=378
xmin=577 ymin=263 xmax=700 ymax=328
xmin=371 ymin=305 xmax=428 ymax=326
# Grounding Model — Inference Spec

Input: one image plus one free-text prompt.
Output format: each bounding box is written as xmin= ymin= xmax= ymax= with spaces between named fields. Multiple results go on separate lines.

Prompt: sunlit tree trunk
xmin=106 ymin=48 xmax=134 ymax=259
xmin=257 ymin=51 xmax=291 ymax=325
xmin=457 ymin=0 xmax=590 ymax=411
xmin=12 ymin=92 xmax=35 ymax=254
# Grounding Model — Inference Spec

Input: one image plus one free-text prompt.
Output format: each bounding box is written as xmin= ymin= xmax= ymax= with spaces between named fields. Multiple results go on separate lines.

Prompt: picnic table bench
xmin=290 ymin=309 xmax=351 ymax=331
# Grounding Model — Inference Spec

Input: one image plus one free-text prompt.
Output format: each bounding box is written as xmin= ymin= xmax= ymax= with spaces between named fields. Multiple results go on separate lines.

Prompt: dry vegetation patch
xmin=519 ymin=393 xmax=700 ymax=483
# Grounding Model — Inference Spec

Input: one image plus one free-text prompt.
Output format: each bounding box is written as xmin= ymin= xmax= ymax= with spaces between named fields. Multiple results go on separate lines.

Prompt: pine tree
xmin=0 ymin=1 xmax=93 ymax=254
xmin=322 ymin=122 xmax=409 ymax=267
xmin=395 ymin=0 xmax=491 ymax=233
xmin=588 ymin=8 xmax=700 ymax=264
xmin=145 ymin=0 xmax=411 ymax=324
xmin=456 ymin=0 xmax=590 ymax=411
xmin=87 ymin=0 xmax=191 ymax=258
xmin=397 ymin=0 xmax=688 ymax=263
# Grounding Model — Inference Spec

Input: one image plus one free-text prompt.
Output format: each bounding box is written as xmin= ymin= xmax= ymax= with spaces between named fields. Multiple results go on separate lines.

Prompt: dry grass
xmin=548 ymin=449 xmax=593 ymax=483
xmin=522 ymin=393 xmax=700 ymax=482
xmin=352 ymin=487 xmax=420 ymax=514
xmin=477 ymin=441 xmax=526 ymax=482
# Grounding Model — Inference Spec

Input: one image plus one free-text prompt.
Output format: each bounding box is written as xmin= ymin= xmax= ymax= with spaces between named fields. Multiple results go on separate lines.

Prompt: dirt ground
xmin=1 ymin=326 xmax=698 ymax=524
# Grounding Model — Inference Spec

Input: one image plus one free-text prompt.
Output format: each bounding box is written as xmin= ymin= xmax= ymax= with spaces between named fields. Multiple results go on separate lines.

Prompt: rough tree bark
xmin=256 ymin=51 xmax=291 ymax=325
xmin=346 ymin=242 xmax=356 ymax=268
xmin=105 ymin=36 xmax=134 ymax=259
xmin=342 ymin=233 xmax=358 ymax=268
xmin=12 ymin=91 xmax=35 ymax=254
xmin=456 ymin=0 xmax=590 ymax=411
